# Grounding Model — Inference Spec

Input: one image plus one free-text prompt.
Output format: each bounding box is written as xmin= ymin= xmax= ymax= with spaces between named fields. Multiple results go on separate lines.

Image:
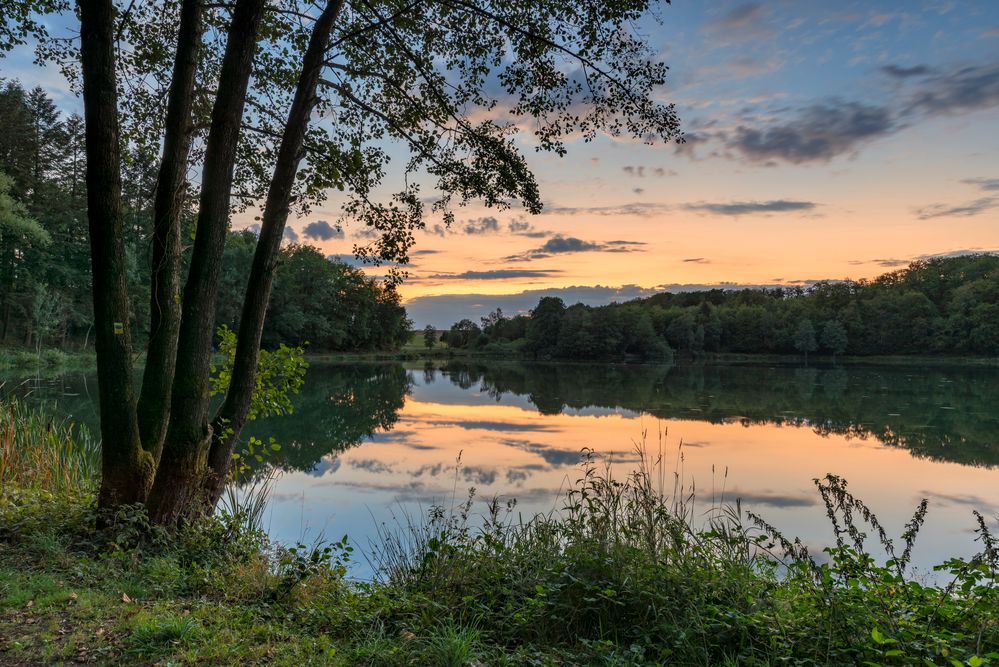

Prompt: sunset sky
xmin=6 ymin=1 xmax=999 ymax=327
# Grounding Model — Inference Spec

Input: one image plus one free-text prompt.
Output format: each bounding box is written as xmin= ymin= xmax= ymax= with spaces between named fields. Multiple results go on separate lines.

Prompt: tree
xmin=5 ymin=0 xmax=681 ymax=523
xmin=820 ymin=320 xmax=848 ymax=360
xmin=794 ymin=318 xmax=818 ymax=364
xmin=423 ymin=324 xmax=436 ymax=350
xmin=448 ymin=319 xmax=481 ymax=349
xmin=525 ymin=296 xmax=565 ymax=358
xmin=481 ymin=308 xmax=504 ymax=331
xmin=0 ymin=170 xmax=51 ymax=341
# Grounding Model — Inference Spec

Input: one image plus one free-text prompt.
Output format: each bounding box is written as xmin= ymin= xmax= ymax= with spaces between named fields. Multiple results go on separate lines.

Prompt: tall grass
xmin=0 ymin=397 xmax=98 ymax=496
xmin=371 ymin=432 xmax=999 ymax=665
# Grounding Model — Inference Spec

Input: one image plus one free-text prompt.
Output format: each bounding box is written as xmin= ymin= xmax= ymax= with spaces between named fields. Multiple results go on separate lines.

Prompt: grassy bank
xmin=0 ymin=346 xmax=97 ymax=373
xmin=2 ymin=402 xmax=998 ymax=665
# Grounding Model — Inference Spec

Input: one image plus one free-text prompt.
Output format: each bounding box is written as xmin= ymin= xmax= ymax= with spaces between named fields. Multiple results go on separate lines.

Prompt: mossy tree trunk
xmin=144 ymin=0 xmax=268 ymax=526
xmin=202 ymin=0 xmax=344 ymax=509
xmin=78 ymin=0 xmax=155 ymax=508
xmin=137 ymin=0 xmax=204 ymax=464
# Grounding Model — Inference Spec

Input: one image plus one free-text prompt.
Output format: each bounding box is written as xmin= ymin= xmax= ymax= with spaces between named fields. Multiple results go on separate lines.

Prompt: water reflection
xmin=241 ymin=363 xmax=411 ymax=472
xmin=11 ymin=360 xmax=999 ymax=574
xmin=431 ymin=361 xmax=999 ymax=468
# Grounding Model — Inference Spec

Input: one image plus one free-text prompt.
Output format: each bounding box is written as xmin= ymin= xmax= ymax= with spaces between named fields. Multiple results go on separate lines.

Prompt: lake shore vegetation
xmin=2 ymin=399 xmax=997 ymax=666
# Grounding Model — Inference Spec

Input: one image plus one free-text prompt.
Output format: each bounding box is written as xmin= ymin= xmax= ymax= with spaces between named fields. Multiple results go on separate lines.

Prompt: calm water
xmin=12 ymin=360 xmax=999 ymax=577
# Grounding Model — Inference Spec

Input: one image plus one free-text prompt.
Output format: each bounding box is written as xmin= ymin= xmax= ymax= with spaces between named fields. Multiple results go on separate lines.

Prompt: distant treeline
xmin=0 ymin=81 xmax=409 ymax=353
xmin=439 ymin=254 xmax=999 ymax=359
xmin=217 ymin=232 xmax=411 ymax=351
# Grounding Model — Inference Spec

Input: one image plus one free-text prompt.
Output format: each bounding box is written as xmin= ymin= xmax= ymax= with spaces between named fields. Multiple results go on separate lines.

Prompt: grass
xmin=1 ymin=402 xmax=998 ymax=665
xmin=0 ymin=396 xmax=98 ymax=497
xmin=0 ymin=346 xmax=96 ymax=372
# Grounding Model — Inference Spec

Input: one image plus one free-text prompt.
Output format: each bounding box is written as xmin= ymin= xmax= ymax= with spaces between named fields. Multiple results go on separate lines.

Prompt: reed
xmin=0 ymin=397 xmax=97 ymax=496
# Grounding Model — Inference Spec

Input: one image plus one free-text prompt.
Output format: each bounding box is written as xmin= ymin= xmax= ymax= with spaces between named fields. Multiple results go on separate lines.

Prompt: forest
xmin=441 ymin=253 xmax=999 ymax=360
xmin=0 ymin=80 xmax=410 ymax=353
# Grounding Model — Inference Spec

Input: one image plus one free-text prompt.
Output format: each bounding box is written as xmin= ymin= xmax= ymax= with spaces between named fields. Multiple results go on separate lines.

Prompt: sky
xmin=6 ymin=1 xmax=999 ymax=327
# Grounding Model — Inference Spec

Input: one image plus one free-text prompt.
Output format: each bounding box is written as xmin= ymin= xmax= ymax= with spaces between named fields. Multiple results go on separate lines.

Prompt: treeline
xmin=440 ymin=254 xmax=999 ymax=359
xmin=0 ymin=81 xmax=409 ymax=353
xmin=217 ymin=232 xmax=410 ymax=351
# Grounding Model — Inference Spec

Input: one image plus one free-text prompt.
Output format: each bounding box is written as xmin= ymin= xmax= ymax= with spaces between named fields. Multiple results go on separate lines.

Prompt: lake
xmin=12 ymin=359 xmax=999 ymax=578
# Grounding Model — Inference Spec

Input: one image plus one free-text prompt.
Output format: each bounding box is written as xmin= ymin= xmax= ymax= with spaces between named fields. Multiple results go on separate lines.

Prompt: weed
xmin=128 ymin=613 xmax=201 ymax=655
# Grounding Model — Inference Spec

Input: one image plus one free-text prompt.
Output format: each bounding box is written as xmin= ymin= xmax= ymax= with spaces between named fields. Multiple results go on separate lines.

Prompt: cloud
xmin=703 ymin=4 xmax=774 ymax=44
xmin=353 ymin=227 xmax=378 ymax=240
xmin=507 ymin=218 xmax=550 ymax=237
xmin=907 ymin=64 xmax=999 ymax=116
xmin=507 ymin=236 xmax=646 ymax=261
xmin=503 ymin=439 xmax=587 ymax=467
xmin=962 ymin=178 xmax=999 ymax=192
xmin=921 ymin=490 xmax=996 ymax=513
xmin=685 ymin=200 xmax=817 ymax=215
xmin=698 ymin=55 xmax=784 ymax=79
xmin=727 ymin=489 xmax=816 ymax=509
xmin=538 ymin=237 xmax=602 ymax=253
xmin=327 ymin=254 xmax=402 ymax=268
xmin=683 ymin=258 xmax=709 ymax=263
xmin=622 ymin=165 xmax=678 ymax=179
xmin=462 ymin=216 xmax=500 ymax=235
xmin=412 ymin=249 xmax=441 ymax=255
xmin=914 ymin=176 xmax=999 ymax=220
xmin=282 ymin=227 xmax=299 ymax=242
xmin=729 ymin=101 xmax=895 ymax=164
xmin=881 ymin=64 xmax=932 ymax=79
xmin=543 ymin=202 xmax=671 ymax=217
xmin=426 ymin=269 xmax=563 ymax=280
xmin=302 ymin=219 xmax=343 ymax=241
xmin=433 ymin=420 xmax=558 ymax=433
xmin=427 ymin=217 xmax=551 ymax=239
xmin=915 ymin=197 xmax=998 ymax=219
xmin=849 ymin=257 xmax=911 ymax=268
xmin=712 ymin=64 xmax=999 ymax=165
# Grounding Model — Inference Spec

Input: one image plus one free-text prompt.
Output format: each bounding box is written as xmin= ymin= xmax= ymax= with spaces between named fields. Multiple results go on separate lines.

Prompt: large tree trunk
xmin=78 ymin=0 xmax=154 ymax=509
xmin=146 ymin=0 xmax=267 ymax=525
xmin=137 ymin=0 xmax=204 ymax=460
xmin=202 ymin=0 xmax=345 ymax=509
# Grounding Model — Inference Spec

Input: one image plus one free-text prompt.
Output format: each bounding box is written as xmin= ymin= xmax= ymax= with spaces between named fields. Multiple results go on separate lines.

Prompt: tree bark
xmin=202 ymin=0 xmax=345 ymax=509
xmin=146 ymin=0 xmax=267 ymax=525
xmin=137 ymin=0 xmax=204 ymax=460
xmin=78 ymin=0 xmax=154 ymax=509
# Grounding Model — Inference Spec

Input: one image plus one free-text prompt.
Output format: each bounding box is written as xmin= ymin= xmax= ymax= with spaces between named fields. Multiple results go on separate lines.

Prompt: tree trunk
xmin=202 ymin=0 xmax=345 ymax=509
xmin=78 ymin=0 xmax=154 ymax=509
xmin=137 ymin=0 xmax=203 ymax=460
xmin=146 ymin=0 xmax=267 ymax=525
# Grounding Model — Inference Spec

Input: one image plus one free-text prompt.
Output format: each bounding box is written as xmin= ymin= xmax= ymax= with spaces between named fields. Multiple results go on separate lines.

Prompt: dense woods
xmin=442 ymin=254 xmax=999 ymax=359
xmin=0 ymin=81 xmax=408 ymax=353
